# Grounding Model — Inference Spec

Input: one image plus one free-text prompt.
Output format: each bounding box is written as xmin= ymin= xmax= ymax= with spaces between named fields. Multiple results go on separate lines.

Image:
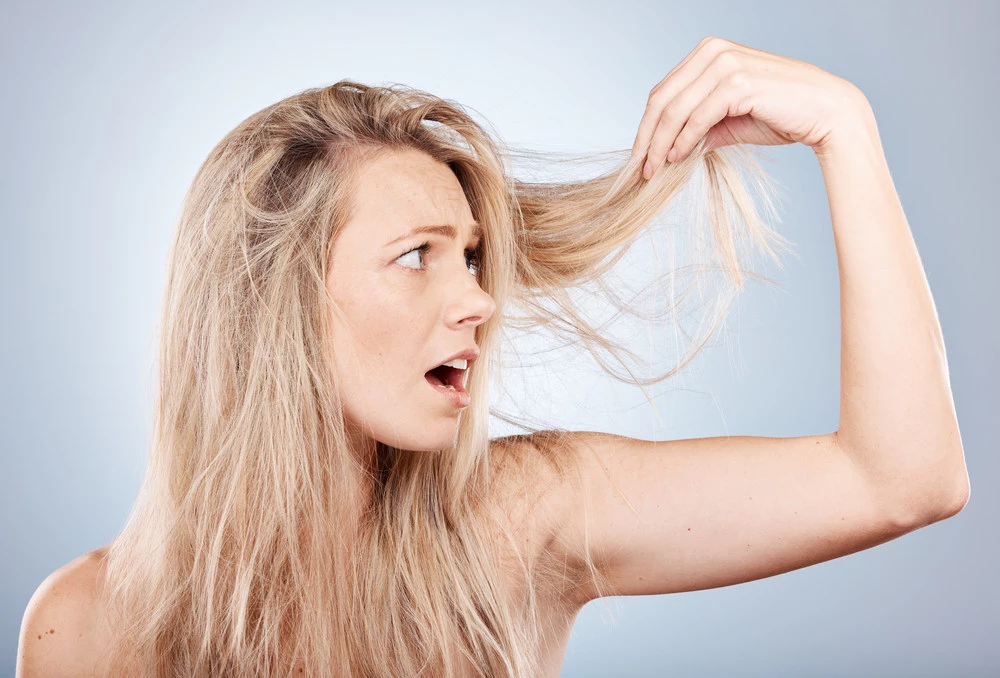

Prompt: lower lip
xmin=425 ymin=374 xmax=471 ymax=409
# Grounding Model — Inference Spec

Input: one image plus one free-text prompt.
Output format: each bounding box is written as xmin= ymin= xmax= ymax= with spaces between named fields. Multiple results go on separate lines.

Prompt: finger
xmin=668 ymin=73 xmax=752 ymax=164
xmin=630 ymin=42 xmax=712 ymax=162
xmin=630 ymin=37 xmax=729 ymax=162
xmin=643 ymin=50 xmax=743 ymax=177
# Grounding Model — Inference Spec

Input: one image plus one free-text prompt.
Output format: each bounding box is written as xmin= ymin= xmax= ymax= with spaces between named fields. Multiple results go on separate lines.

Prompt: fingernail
xmin=643 ymin=159 xmax=652 ymax=179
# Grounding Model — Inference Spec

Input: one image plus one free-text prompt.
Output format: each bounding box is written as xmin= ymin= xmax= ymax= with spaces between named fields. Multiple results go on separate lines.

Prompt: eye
xmin=396 ymin=242 xmax=430 ymax=270
xmin=395 ymin=241 xmax=482 ymax=276
xmin=465 ymin=247 xmax=481 ymax=276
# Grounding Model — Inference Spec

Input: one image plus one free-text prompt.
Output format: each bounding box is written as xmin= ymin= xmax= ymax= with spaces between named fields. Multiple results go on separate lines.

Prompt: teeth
xmin=442 ymin=384 xmax=456 ymax=390
xmin=442 ymin=358 xmax=467 ymax=369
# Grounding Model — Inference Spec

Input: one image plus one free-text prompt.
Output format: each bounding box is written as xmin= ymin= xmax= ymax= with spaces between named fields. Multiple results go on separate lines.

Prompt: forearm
xmin=814 ymin=91 xmax=968 ymax=514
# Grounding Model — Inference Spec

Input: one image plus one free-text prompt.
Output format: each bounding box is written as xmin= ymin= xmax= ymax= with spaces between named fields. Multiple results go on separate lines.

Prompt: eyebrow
xmin=385 ymin=223 xmax=483 ymax=248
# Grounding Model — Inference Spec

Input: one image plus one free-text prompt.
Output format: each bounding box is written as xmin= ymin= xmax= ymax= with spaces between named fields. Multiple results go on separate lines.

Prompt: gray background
xmin=3 ymin=1 xmax=997 ymax=676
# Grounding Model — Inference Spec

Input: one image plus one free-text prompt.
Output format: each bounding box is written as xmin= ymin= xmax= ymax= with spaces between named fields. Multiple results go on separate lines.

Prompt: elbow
xmin=941 ymin=465 xmax=971 ymax=517
xmin=902 ymin=461 xmax=970 ymax=527
xmin=937 ymin=452 xmax=971 ymax=518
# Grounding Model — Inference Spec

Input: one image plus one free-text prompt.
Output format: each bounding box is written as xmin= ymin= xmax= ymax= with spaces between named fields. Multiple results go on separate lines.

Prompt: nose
xmin=446 ymin=274 xmax=496 ymax=330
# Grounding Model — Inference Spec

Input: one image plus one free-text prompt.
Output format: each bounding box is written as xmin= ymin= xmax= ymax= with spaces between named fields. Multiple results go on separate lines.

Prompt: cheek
xmin=337 ymin=303 xmax=417 ymax=379
xmin=330 ymin=277 xmax=430 ymax=381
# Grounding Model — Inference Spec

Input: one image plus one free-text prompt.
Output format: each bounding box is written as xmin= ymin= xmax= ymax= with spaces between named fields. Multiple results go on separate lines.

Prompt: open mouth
xmin=424 ymin=364 xmax=465 ymax=390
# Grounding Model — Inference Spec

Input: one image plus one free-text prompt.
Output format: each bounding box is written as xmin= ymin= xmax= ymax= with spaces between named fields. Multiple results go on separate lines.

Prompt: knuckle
xmin=725 ymin=70 xmax=752 ymax=91
xmin=702 ymin=36 xmax=729 ymax=51
xmin=658 ymin=103 xmax=682 ymax=126
xmin=713 ymin=49 xmax=742 ymax=72
xmin=663 ymin=88 xmax=694 ymax=119
xmin=682 ymin=112 xmax=703 ymax=133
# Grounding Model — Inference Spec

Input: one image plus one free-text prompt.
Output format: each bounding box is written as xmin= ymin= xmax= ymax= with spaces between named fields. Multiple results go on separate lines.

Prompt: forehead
xmin=346 ymin=149 xmax=476 ymax=241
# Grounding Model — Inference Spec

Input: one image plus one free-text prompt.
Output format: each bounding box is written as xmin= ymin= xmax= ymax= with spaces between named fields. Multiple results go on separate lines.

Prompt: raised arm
xmin=812 ymin=95 xmax=967 ymax=507
xmin=537 ymin=37 xmax=968 ymax=605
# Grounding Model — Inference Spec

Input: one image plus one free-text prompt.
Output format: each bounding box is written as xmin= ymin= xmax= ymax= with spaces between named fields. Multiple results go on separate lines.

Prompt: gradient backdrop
xmin=2 ymin=1 xmax=997 ymax=676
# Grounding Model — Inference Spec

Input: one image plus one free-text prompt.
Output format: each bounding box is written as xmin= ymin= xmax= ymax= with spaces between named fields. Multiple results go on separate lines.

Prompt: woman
xmin=17 ymin=36 xmax=968 ymax=677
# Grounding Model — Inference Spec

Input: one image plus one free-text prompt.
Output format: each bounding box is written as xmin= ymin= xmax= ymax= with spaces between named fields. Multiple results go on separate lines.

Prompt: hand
xmin=630 ymin=36 xmax=871 ymax=179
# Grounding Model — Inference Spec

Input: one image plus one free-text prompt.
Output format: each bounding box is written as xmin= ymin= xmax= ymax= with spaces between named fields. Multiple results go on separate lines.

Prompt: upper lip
xmin=428 ymin=347 xmax=480 ymax=372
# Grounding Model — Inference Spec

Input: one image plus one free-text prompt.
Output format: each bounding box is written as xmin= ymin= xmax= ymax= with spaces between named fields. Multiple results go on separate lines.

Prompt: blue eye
xmin=397 ymin=241 xmax=481 ymax=276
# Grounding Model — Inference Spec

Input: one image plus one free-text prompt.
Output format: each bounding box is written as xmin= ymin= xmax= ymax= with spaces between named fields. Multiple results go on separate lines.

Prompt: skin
xmin=14 ymin=148 xmax=498 ymax=677
xmin=17 ymin=35 xmax=967 ymax=678
xmin=628 ymin=35 xmax=856 ymax=175
xmin=326 ymin=147 xmax=495 ymax=459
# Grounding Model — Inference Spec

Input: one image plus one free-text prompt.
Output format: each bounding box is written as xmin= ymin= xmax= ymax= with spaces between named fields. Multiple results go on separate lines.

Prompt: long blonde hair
xmin=101 ymin=80 xmax=793 ymax=676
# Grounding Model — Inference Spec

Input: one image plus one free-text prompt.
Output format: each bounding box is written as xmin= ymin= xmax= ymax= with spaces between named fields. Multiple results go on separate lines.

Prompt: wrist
xmin=813 ymin=83 xmax=883 ymax=164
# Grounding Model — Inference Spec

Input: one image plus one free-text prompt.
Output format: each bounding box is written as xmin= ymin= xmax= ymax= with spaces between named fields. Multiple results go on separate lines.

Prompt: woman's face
xmin=327 ymin=148 xmax=495 ymax=452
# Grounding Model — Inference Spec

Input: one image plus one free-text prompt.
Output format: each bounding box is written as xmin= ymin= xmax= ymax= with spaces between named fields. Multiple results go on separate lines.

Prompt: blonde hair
xmin=101 ymin=80 xmax=793 ymax=676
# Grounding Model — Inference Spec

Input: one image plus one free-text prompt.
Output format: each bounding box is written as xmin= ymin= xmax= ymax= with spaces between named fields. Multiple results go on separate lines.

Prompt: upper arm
xmin=17 ymin=549 xmax=111 ymax=678
xmin=551 ymin=431 xmax=965 ymax=605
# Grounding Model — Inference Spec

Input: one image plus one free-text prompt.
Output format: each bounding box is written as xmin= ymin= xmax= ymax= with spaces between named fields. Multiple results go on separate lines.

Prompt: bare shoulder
xmin=16 ymin=545 xmax=116 ymax=678
xmin=487 ymin=432 xmax=588 ymax=587
xmin=489 ymin=431 xmax=581 ymax=533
